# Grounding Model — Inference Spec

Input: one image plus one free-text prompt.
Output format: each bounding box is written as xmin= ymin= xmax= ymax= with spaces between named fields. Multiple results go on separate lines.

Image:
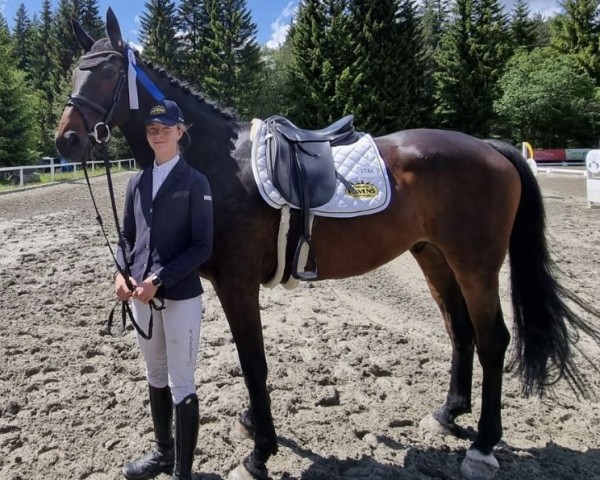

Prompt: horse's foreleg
xmin=215 ymin=282 xmax=277 ymax=480
xmin=411 ymin=245 xmax=475 ymax=427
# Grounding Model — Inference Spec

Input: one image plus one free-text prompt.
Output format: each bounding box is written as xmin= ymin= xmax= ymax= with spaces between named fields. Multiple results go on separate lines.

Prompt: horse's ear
xmin=106 ymin=7 xmax=125 ymax=50
xmin=71 ymin=18 xmax=95 ymax=52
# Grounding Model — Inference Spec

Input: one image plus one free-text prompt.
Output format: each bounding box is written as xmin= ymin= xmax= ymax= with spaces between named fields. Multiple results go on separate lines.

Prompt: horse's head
xmin=55 ymin=8 xmax=131 ymax=162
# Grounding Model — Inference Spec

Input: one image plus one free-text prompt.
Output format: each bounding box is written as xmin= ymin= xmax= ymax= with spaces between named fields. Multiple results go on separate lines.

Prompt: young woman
xmin=114 ymin=99 xmax=213 ymax=480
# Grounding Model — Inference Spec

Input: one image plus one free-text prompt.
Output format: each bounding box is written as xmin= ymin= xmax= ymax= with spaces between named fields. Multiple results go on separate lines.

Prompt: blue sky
xmin=1 ymin=0 xmax=561 ymax=49
xmin=0 ymin=0 xmax=299 ymax=47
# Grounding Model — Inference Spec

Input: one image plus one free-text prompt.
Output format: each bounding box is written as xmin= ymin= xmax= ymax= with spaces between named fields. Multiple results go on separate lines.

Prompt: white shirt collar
xmin=153 ymin=154 xmax=180 ymax=175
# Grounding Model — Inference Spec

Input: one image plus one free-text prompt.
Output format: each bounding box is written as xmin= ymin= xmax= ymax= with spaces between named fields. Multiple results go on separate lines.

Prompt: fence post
xmin=51 ymin=162 xmax=55 ymax=182
xmin=19 ymin=168 xmax=24 ymax=186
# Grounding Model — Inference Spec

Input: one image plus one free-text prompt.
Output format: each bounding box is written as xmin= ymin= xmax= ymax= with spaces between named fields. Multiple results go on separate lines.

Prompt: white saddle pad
xmin=251 ymin=119 xmax=392 ymax=218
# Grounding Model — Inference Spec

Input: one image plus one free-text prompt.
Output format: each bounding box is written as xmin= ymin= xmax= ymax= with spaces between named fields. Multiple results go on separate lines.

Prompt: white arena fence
xmin=0 ymin=158 xmax=135 ymax=187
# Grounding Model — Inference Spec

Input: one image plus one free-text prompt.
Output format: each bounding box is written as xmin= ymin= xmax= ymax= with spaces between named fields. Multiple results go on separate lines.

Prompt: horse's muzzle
xmin=55 ymin=130 xmax=89 ymax=163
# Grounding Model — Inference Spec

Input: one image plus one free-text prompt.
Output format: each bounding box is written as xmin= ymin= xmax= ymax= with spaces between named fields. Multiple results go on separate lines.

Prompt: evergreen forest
xmin=1 ymin=0 xmax=600 ymax=167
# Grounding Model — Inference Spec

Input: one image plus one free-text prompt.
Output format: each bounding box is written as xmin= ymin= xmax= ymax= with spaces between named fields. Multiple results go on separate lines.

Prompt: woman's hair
xmin=177 ymin=123 xmax=191 ymax=152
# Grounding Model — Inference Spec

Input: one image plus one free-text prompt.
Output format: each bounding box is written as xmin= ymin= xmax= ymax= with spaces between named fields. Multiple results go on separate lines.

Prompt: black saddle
xmin=264 ymin=114 xmax=358 ymax=281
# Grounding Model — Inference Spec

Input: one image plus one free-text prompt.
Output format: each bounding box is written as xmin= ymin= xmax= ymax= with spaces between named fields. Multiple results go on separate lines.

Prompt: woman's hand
xmin=132 ymin=277 xmax=159 ymax=304
xmin=115 ymin=273 xmax=137 ymax=301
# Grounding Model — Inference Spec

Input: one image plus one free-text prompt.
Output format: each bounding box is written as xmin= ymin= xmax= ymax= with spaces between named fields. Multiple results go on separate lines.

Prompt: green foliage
xmin=0 ymin=41 xmax=42 ymax=166
xmin=201 ymin=0 xmax=264 ymax=119
xmin=286 ymin=0 xmax=348 ymax=127
xmin=335 ymin=0 xmax=429 ymax=134
xmin=29 ymin=0 xmax=62 ymax=155
xmin=4 ymin=0 xmax=600 ymax=157
xmin=253 ymin=42 xmax=296 ymax=118
xmin=434 ymin=0 xmax=510 ymax=136
xmin=551 ymin=0 xmax=600 ymax=83
xmin=494 ymin=47 xmax=599 ymax=147
xmin=12 ymin=4 xmax=37 ymax=76
xmin=510 ymin=0 xmax=539 ymax=49
xmin=139 ymin=0 xmax=181 ymax=72
xmin=54 ymin=0 xmax=104 ymax=81
xmin=177 ymin=0 xmax=212 ymax=86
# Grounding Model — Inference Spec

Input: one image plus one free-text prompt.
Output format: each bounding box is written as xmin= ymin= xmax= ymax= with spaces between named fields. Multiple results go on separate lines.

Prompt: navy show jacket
xmin=116 ymin=157 xmax=213 ymax=300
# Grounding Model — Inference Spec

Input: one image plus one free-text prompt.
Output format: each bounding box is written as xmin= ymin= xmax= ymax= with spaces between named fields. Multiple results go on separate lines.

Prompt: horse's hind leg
xmin=411 ymin=243 xmax=475 ymax=428
xmin=413 ymin=243 xmax=510 ymax=479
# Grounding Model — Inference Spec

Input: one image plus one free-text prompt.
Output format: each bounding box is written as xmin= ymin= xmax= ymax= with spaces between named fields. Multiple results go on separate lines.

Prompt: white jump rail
xmin=537 ymin=167 xmax=587 ymax=176
xmin=0 ymin=158 xmax=135 ymax=187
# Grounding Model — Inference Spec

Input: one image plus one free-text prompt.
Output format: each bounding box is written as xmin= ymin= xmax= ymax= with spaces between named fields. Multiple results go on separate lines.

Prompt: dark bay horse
xmin=55 ymin=9 xmax=600 ymax=480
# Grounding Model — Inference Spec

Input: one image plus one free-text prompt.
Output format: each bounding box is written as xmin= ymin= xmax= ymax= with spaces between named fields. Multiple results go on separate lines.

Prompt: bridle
xmin=66 ymin=48 xmax=163 ymax=340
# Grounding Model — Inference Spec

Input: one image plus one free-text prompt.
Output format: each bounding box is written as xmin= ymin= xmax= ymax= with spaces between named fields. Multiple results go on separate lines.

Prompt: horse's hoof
xmin=459 ymin=448 xmax=499 ymax=480
xmin=228 ymin=464 xmax=256 ymax=480
xmin=231 ymin=419 xmax=254 ymax=441
xmin=419 ymin=413 xmax=453 ymax=436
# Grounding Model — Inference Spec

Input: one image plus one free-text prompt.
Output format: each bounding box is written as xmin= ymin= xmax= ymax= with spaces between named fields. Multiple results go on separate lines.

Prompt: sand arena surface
xmin=0 ymin=172 xmax=599 ymax=479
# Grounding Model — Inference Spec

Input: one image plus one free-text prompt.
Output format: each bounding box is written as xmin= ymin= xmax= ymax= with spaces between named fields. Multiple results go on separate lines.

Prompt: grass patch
xmin=0 ymin=164 xmax=136 ymax=192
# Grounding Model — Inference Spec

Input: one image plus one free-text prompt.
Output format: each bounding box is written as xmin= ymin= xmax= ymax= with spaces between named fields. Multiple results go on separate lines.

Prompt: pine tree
xmin=54 ymin=0 xmax=103 ymax=80
xmin=335 ymin=0 xmax=428 ymax=134
xmin=79 ymin=0 xmax=104 ymax=40
xmin=55 ymin=0 xmax=80 ymax=80
xmin=202 ymin=0 xmax=263 ymax=118
xmin=12 ymin=4 xmax=37 ymax=76
xmin=30 ymin=0 xmax=62 ymax=154
xmin=421 ymin=0 xmax=450 ymax=127
xmin=551 ymin=0 xmax=600 ymax=82
xmin=0 ymin=13 xmax=41 ymax=166
xmin=287 ymin=0 xmax=347 ymax=126
xmin=510 ymin=0 xmax=538 ymax=49
xmin=434 ymin=0 xmax=510 ymax=135
xmin=471 ymin=0 xmax=511 ymax=134
xmin=177 ymin=0 xmax=211 ymax=86
xmin=139 ymin=0 xmax=180 ymax=73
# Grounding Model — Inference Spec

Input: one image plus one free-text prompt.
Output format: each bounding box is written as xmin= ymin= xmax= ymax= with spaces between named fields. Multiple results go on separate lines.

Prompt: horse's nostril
xmin=56 ymin=130 xmax=84 ymax=159
xmin=66 ymin=131 xmax=81 ymax=149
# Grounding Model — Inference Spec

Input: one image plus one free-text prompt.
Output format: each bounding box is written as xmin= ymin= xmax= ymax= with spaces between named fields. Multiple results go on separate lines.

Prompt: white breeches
xmin=132 ymin=295 xmax=202 ymax=404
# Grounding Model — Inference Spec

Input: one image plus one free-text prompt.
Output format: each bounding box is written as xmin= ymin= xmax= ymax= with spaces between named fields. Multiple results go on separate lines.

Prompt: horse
xmin=55 ymin=8 xmax=600 ymax=480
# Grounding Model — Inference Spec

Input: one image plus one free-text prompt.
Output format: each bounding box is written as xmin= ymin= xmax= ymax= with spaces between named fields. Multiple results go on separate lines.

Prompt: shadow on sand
xmin=265 ymin=435 xmax=600 ymax=480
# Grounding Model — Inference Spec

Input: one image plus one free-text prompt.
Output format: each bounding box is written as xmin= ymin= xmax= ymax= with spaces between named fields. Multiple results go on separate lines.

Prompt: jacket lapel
xmin=138 ymin=168 xmax=153 ymax=217
xmin=154 ymin=157 xmax=188 ymax=202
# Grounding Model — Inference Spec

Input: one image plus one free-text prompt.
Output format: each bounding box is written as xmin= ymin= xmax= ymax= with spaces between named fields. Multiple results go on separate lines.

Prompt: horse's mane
xmin=89 ymin=39 xmax=239 ymax=123
xmin=143 ymin=59 xmax=240 ymax=122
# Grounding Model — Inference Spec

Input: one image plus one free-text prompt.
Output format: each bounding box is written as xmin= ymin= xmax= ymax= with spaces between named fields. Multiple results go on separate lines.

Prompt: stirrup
xmin=292 ymin=236 xmax=318 ymax=280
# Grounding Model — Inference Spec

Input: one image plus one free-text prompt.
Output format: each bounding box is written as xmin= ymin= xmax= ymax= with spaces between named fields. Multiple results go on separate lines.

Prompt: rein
xmin=68 ymin=59 xmax=163 ymax=340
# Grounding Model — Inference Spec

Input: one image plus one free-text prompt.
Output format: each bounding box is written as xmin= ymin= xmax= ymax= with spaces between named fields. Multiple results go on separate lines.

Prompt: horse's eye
xmin=103 ymin=65 xmax=117 ymax=79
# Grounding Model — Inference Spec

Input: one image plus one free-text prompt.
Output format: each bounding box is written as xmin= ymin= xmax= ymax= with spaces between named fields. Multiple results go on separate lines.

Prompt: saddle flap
xmin=268 ymin=133 xmax=337 ymax=208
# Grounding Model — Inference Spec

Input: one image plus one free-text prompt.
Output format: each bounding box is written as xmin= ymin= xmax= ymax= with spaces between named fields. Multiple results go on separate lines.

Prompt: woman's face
xmin=146 ymin=123 xmax=183 ymax=160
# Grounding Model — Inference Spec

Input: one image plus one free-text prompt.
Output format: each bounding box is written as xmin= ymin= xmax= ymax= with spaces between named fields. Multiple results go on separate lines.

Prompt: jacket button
xmin=145 ymin=245 xmax=149 ymax=250
xmin=149 ymin=208 xmax=153 ymax=213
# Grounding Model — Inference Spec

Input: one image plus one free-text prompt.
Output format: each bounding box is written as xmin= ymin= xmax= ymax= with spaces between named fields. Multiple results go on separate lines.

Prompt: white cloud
xmin=266 ymin=1 xmax=297 ymax=49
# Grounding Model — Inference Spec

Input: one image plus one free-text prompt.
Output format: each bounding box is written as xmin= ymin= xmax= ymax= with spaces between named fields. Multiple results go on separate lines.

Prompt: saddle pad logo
xmin=347 ymin=182 xmax=379 ymax=199
xmin=150 ymin=105 xmax=167 ymax=115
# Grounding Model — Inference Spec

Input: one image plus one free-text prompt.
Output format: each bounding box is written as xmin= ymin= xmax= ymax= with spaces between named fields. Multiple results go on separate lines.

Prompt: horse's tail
xmin=485 ymin=139 xmax=600 ymax=398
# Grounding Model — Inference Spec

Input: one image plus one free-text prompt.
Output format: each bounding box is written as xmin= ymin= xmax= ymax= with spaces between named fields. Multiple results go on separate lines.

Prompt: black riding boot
xmin=122 ymin=385 xmax=174 ymax=480
xmin=171 ymin=393 xmax=199 ymax=480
